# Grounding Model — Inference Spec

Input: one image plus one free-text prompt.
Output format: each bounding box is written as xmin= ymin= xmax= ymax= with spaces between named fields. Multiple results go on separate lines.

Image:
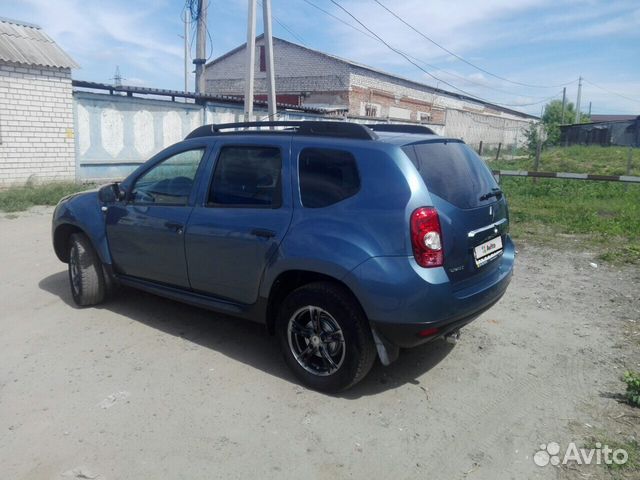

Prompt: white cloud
xmin=13 ymin=0 xmax=184 ymax=82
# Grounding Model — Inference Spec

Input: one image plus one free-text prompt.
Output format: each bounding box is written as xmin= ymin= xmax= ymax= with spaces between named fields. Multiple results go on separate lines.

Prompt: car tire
xmin=68 ymin=233 xmax=106 ymax=307
xmin=276 ymin=281 xmax=376 ymax=393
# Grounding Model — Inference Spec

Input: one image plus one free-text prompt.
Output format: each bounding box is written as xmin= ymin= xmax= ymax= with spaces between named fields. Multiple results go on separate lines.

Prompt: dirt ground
xmin=1 ymin=207 xmax=638 ymax=480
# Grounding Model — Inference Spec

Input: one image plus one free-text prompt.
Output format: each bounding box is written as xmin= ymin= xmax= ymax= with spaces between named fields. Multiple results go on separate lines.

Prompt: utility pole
xmin=262 ymin=0 xmax=277 ymax=120
xmin=111 ymin=66 xmax=123 ymax=87
xmin=574 ymin=76 xmax=582 ymax=124
xmin=588 ymin=101 xmax=592 ymax=117
xmin=184 ymin=14 xmax=189 ymax=95
xmin=561 ymin=87 xmax=566 ymax=124
xmin=193 ymin=0 xmax=208 ymax=95
xmin=244 ymin=0 xmax=257 ymax=121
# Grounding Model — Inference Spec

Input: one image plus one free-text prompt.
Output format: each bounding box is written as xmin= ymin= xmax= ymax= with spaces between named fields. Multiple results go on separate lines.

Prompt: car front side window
xmin=131 ymin=149 xmax=205 ymax=206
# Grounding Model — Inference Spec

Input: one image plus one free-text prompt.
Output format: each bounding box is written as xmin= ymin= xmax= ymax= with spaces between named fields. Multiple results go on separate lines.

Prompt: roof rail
xmin=185 ymin=121 xmax=378 ymax=141
xmin=366 ymin=124 xmax=436 ymax=135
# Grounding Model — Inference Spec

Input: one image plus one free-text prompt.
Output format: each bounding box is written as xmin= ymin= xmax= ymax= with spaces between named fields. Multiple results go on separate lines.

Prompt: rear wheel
xmin=276 ymin=282 xmax=376 ymax=392
xmin=68 ymin=233 xmax=106 ymax=306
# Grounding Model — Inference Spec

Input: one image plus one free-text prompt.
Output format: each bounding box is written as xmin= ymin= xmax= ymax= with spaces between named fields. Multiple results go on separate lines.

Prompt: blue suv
xmin=52 ymin=121 xmax=514 ymax=392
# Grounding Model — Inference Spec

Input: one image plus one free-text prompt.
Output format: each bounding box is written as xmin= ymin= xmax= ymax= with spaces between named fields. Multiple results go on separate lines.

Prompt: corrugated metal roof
xmin=72 ymin=80 xmax=343 ymax=114
xmin=590 ymin=114 xmax=638 ymax=122
xmin=0 ymin=17 xmax=78 ymax=69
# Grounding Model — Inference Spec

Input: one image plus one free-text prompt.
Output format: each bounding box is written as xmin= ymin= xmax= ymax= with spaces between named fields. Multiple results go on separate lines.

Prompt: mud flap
xmin=370 ymin=325 xmax=400 ymax=366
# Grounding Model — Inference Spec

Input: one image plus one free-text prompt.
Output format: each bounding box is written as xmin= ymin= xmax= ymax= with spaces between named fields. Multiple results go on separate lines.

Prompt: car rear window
xmin=299 ymin=148 xmax=360 ymax=208
xmin=402 ymin=141 xmax=499 ymax=209
xmin=209 ymin=146 xmax=282 ymax=208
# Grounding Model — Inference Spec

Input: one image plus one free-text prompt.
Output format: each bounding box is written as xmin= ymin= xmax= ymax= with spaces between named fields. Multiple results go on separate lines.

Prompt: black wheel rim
xmin=287 ymin=306 xmax=345 ymax=376
xmin=69 ymin=244 xmax=81 ymax=296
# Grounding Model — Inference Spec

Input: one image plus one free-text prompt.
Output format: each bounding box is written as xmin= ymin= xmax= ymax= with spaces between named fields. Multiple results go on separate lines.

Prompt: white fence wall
xmin=443 ymin=108 xmax=528 ymax=148
xmin=73 ymin=91 xmax=528 ymax=182
xmin=73 ymin=92 xmax=319 ymax=181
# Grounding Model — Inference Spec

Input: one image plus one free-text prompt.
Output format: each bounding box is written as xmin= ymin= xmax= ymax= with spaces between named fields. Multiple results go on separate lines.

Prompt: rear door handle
xmin=251 ymin=228 xmax=276 ymax=239
xmin=165 ymin=222 xmax=184 ymax=234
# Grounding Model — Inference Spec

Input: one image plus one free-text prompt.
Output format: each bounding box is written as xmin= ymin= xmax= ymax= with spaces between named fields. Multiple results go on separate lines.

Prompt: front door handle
xmin=251 ymin=228 xmax=276 ymax=239
xmin=165 ymin=222 xmax=184 ymax=234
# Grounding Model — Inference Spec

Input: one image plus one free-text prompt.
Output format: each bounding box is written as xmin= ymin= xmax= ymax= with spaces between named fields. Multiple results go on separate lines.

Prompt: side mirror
xmin=98 ymin=183 xmax=125 ymax=203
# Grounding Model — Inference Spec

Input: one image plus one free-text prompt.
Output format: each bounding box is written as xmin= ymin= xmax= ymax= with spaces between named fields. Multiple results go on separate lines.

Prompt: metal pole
xmin=184 ymin=15 xmax=189 ymax=96
xmin=574 ymin=76 xmax=582 ymax=124
xmin=588 ymin=101 xmax=592 ymax=117
xmin=534 ymin=123 xmax=542 ymax=172
xmin=262 ymin=0 xmax=277 ymax=120
xmin=626 ymin=147 xmax=633 ymax=192
xmin=244 ymin=0 xmax=257 ymax=121
xmin=561 ymin=87 xmax=566 ymax=124
xmin=194 ymin=0 xmax=207 ymax=95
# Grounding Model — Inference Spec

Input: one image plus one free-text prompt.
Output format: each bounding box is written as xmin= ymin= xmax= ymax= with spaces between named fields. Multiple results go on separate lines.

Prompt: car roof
xmin=184 ymin=121 xmax=462 ymax=148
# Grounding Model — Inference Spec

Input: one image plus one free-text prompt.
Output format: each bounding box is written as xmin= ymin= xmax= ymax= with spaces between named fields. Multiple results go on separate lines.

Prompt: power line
xmin=373 ymin=0 xmax=577 ymax=89
xmin=301 ymin=0 xmax=556 ymax=101
xmin=582 ymin=78 xmax=640 ymax=104
xmin=326 ymin=0 xmax=560 ymax=109
xmin=272 ymin=16 xmax=307 ymax=46
xmin=302 ymin=0 xmax=377 ymax=40
xmin=258 ymin=0 xmax=307 ymax=46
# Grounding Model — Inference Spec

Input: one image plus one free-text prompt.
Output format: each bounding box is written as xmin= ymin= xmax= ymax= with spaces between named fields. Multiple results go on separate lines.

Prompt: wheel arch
xmin=264 ymin=269 xmax=367 ymax=335
xmin=53 ymin=222 xmax=111 ymax=267
xmin=53 ymin=223 xmax=85 ymax=262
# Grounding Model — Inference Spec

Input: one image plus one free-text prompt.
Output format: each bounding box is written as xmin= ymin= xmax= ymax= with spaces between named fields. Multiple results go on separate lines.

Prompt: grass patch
xmin=0 ymin=182 xmax=92 ymax=213
xmin=584 ymin=436 xmax=639 ymax=476
xmin=491 ymin=145 xmax=639 ymax=176
xmin=501 ymin=178 xmax=640 ymax=264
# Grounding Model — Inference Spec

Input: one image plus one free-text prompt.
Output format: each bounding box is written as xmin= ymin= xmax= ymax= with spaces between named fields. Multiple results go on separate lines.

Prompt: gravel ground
xmin=0 ymin=207 xmax=638 ymax=480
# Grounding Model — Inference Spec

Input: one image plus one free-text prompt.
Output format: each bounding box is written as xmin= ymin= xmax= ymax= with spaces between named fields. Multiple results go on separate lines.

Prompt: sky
xmin=2 ymin=0 xmax=640 ymax=116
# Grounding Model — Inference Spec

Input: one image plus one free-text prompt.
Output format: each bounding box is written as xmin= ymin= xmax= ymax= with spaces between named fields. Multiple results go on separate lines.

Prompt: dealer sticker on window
xmin=474 ymin=236 xmax=503 ymax=267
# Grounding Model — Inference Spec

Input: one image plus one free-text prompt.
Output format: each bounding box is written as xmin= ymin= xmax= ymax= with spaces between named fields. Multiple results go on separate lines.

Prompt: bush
xmin=623 ymin=371 xmax=640 ymax=407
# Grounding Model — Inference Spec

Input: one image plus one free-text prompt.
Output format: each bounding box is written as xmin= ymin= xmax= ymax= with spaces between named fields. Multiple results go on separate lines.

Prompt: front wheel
xmin=276 ymin=282 xmax=376 ymax=392
xmin=68 ymin=233 xmax=106 ymax=307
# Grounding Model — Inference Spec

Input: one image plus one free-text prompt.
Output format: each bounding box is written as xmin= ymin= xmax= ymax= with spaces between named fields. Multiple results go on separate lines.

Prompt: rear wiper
xmin=479 ymin=187 xmax=503 ymax=202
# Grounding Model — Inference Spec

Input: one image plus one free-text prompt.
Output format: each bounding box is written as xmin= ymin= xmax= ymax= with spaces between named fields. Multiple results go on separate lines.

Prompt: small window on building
xmin=419 ymin=112 xmax=431 ymax=123
xmin=299 ymin=148 xmax=360 ymax=208
xmin=259 ymin=45 xmax=266 ymax=72
xmin=365 ymin=104 xmax=378 ymax=117
xmin=208 ymin=146 xmax=282 ymax=207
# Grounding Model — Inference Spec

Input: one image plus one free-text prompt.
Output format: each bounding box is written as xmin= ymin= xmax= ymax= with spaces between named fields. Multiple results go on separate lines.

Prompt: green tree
xmin=541 ymin=100 xmax=591 ymax=145
xmin=523 ymin=122 xmax=541 ymax=159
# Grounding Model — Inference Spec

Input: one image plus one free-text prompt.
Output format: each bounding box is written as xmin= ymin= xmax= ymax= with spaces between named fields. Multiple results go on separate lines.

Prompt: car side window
xmin=208 ymin=146 xmax=282 ymax=208
xmin=131 ymin=149 xmax=205 ymax=206
xmin=299 ymin=148 xmax=360 ymax=208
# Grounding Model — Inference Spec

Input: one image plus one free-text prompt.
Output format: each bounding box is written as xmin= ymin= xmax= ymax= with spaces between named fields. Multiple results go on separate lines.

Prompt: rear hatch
xmin=402 ymin=140 xmax=509 ymax=286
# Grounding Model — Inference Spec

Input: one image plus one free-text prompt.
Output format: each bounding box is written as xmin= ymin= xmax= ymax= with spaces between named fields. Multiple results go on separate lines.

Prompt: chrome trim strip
xmin=468 ymin=218 xmax=507 ymax=238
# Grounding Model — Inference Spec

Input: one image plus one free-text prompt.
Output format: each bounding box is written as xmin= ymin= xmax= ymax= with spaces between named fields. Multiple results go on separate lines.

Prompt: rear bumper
xmin=344 ymin=236 xmax=515 ymax=349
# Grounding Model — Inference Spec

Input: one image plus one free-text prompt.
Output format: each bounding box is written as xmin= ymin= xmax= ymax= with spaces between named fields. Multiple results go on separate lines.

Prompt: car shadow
xmin=39 ymin=271 xmax=454 ymax=398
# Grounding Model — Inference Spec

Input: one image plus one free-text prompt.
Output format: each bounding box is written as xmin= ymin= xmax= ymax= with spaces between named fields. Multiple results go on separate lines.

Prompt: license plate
xmin=474 ymin=236 xmax=503 ymax=267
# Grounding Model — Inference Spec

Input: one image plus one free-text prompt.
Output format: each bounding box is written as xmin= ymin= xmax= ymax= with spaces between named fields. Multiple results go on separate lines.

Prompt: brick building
xmin=204 ymin=36 xmax=536 ymax=146
xmin=0 ymin=17 xmax=78 ymax=186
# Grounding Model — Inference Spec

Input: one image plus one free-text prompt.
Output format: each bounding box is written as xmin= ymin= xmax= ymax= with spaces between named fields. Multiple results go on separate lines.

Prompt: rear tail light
xmin=417 ymin=327 xmax=439 ymax=338
xmin=411 ymin=207 xmax=444 ymax=268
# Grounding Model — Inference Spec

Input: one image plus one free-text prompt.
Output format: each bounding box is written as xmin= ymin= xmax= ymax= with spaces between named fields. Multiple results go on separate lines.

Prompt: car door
xmin=185 ymin=137 xmax=293 ymax=304
xmin=106 ymin=145 xmax=209 ymax=288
